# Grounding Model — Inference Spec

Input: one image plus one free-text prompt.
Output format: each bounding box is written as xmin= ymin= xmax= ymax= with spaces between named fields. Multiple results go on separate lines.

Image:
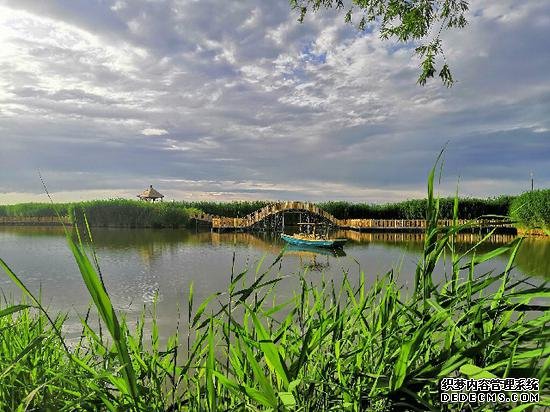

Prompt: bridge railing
xmin=335 ymin=219 xmax=427 ymax=229
xmin=191 ymin=212 xmax=217 ymax=222
xmin=201 ymin=201 xmax=514 ymax=230
xmin=211 ymin=216 xmax=513 ymax=230
xmin=338 ymin=219 xmax=512 ymax=229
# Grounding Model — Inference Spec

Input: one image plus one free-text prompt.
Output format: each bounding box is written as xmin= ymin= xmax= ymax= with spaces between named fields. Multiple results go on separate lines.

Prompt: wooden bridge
xmin=191 ymin=201 xmax=514 ymax=233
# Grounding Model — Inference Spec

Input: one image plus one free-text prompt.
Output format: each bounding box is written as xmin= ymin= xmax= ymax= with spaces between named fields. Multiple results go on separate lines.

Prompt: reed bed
xmin=1 ymin=196 xmax=518 ymax=222
xmin=180 ymin=201 xmax=270 ymax=218
xmin=318 ymin=196 xmax=515 ymax=220
xmin=510 ymin=190 xmax=550 ymax=230
xmin=0 ymin=162 xmax=548 ymax=411
xmin=130 ymin=197 xmax=516 ymax=220
xmin=0 ymin=200 xmax=200 ymax=228
xmin=69 ymin=200 xmax=200 ymax=228
xmin=0 ymin=202 xmax=71 ymax=217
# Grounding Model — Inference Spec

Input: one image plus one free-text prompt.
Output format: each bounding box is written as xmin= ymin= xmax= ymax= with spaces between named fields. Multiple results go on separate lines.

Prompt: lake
xmin=1 ymin=226 xmax=548 ymax=343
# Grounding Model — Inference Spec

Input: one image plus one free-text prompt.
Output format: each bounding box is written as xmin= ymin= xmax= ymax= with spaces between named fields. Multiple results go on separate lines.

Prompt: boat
xmin=281 ymin=233 xmax=347 ymax=249
xmin=286 ymin=243 xmax=347 ymax=257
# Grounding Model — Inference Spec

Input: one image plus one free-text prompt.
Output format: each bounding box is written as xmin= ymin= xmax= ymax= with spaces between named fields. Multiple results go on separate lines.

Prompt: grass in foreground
xmin=0 ymin=160 xmax=548 ymax=411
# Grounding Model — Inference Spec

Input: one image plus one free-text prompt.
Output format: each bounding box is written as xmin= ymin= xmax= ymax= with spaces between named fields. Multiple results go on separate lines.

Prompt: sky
xmin=0 ymin=0 xmax=548 ymax=204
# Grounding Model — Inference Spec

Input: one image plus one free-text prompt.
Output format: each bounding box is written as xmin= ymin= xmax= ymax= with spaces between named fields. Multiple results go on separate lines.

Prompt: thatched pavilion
xmin=138 ymin=185 xmax=164 ymax=202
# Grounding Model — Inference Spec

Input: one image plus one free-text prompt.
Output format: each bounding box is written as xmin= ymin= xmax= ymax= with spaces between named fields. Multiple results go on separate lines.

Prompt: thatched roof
xmin=138 ymin=185 xmax=164 ymax=199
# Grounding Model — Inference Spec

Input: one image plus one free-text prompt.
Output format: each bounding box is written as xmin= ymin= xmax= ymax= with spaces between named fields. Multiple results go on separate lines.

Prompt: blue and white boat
xmin=281 ymin=233 xmax=347 ymax=249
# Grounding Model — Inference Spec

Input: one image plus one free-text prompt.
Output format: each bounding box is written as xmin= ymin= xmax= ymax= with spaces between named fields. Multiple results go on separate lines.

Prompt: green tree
xmin=290 ymin=0 xmax=469 ymax=86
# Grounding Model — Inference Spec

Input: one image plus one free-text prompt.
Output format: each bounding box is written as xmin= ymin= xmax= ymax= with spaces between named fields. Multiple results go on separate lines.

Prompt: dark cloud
xmin=0 ymin=0 xmax=548 ymax=202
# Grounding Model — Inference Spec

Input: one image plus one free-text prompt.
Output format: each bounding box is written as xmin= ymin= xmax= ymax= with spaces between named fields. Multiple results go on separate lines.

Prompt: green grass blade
xmin=0 ymin=304 xmax=32 ymax=319
xmin=65 ymin=235 xmax=139 ymax=404
xmin=247 ymin=305 xmax=289 ymax=388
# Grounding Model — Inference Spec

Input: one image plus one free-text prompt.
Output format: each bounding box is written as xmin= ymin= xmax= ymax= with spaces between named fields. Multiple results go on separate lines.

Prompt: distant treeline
xmin=0 ymin=200 xmax=200 ymax=229
xmin=317 ymin=196 xmax=515 ymax=220
xmin=164 ymin=197 xmax=516 ymax=220
xmin=70 ymin=200 xmax=201 ymax=229
xmin=510 ymin=190 xmax=550 ymax=229
xmin=0 ymin=202 xmax=71 ymax=217
xmin=179 ymin=201 xmax=270 ymax=218
xmin=1 ymin=193 xmax=548 ymax=229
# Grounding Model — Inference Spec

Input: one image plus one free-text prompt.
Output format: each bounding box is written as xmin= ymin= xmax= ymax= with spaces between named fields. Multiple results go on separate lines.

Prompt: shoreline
xmin=517 ymin=228 xmax=549 ymax=237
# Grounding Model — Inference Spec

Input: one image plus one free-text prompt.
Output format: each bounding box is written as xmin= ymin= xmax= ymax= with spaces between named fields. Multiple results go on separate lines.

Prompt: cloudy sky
xmin=0 ymin=0 xmax=548 ymax=204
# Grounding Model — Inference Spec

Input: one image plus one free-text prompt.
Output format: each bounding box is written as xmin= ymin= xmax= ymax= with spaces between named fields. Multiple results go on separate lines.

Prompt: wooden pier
xmin=191 ymin=201 xmax=515 ymax=233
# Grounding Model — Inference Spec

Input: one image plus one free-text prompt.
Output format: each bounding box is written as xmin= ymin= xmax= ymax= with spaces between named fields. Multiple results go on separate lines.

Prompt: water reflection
xmin=333 ymin=230 xmax=549 ymax=278
xmin=285 ymin=244 xmax=347 ymax=257
xmin=336 ymin=230 xmax=516 ymax=249
xmin=204 ymin=230 xmax=548 ymax=278
xmin=283 ymin=244 xmax=346 ymax=271
xmin=1 ymin=227 xmax=548 ymax=279
xmin=1 ymin=226 xmax=548 ymax=344
xmin=513 ymin=237 xmax=550 ymax=278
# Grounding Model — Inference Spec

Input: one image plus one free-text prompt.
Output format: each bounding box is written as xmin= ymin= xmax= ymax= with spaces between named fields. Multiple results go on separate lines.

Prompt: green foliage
xmin=510 ymin=189 xmax=550 ymax=229
xmin=69 ymin=200 xmax=200 ymax=228
xmin=180 ymin=200 xmax=270 ymax=217
xmin=0 ymin=305 xmax=91 ymax=410
xmin=0 ymin=200 xmax=266 ymax=226
xmin=0 ymin=200 xmax=198 ymax=228
xmin=67 ymin=230 xmax=140 ymax=405
xmin=0 ymin=170 xmax=548 ymax=410
xmin=318 ymin=195 xmax=514 ymax=219
xmin=0 ymin=229 xmax=548 ymax=410
xmin=289 ymin=0 xmax=470 ymax=86
xmin=0 ymin=195 xmax=526 ymax=228
xmin=0 ymin=203 xmax=71 ymax=217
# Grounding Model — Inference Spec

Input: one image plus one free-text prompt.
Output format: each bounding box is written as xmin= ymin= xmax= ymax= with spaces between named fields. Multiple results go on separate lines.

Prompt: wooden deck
xmin=0 ymin=216 xmax=72 ymax=226
xmin=191 ymin=201 xmax=514 ymax=232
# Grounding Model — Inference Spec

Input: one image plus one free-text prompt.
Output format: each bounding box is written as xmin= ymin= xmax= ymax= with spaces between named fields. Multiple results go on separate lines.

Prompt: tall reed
xmin=0 ymin=200 xmax=200 ymax=228
xmin=1 ymin=196 xmax=519 ymax=221
xmin=70 ymin=200 xmax=200 ymax=228
xmin=0 ymin=164 xmax=548 ymax=411
xmin=318 ymin=196 xmax=515 ymax=220
xmin=510 ymin=189 xmax=550 ymax=230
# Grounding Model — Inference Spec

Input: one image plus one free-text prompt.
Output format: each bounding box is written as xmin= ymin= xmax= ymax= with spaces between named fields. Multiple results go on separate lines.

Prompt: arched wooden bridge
xmin=191 ymin=201 xmax=339 ymax=231
xmin=190 ymin=201 xmax=514 ymax=233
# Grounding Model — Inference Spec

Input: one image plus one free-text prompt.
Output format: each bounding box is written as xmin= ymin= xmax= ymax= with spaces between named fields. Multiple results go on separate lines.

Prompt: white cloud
xmin=0 ymin=0 xmax=548 ymax=202
xmin=141 ymin=128 xmax=168 ymax=136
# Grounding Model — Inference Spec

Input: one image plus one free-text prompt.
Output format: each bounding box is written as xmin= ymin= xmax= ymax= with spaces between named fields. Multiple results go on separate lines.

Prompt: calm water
xmin=1 ymin=226 xmax=549 ymax=341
